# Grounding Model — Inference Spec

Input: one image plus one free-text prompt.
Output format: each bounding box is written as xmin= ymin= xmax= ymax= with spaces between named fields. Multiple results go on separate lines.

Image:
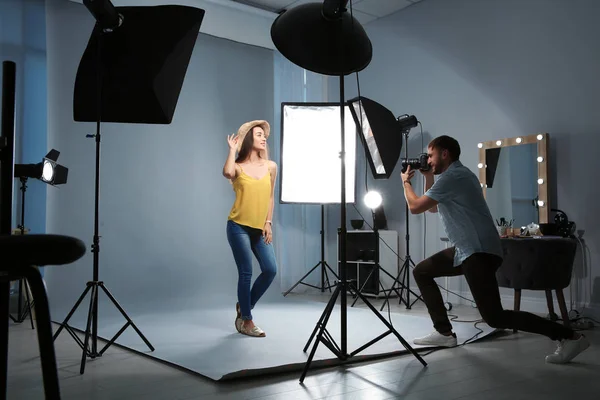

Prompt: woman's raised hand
xmin=227 ymin=134 xmax=239 ymax=150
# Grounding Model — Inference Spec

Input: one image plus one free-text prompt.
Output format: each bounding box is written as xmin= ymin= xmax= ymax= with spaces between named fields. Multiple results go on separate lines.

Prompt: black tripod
xmin=299 ymin=76 xmax=427 ymax=383
xmin=52 ymin=27 xmax=154 ymax=375
xmin=381 ymin=130 xmax=424 ymax=311
xmin=283 ymin=205 xmax=338 ymax=296
xmin=8 ymin=177 xmax=35 ymax=329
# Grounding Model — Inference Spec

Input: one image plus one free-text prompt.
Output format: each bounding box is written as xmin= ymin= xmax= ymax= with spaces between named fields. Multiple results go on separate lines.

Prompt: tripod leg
xmin=79 ymin=285 xmax=97 ymax=374
xmin=98 ymin=283 xmax=154 ymax=353
xmin=324 ymin=262 xmax=339 ymax=281
xmin=283 ymin=262 xmax=322 ymax=297
xmin=300 ymin=283 xmax=343 ymax=383
xmin=378 ymin=268 xmax=404 ymax=311
xmin=322 ymin=265 xmax=333 ymax=293
xmin=353 ymin=289 xmax=427 ymax=367
xmin=380 ymin=266 xmax=406 ymax=311
xmin=351 ymin=267 xmax=376 ymax=307
xmin=53 ymin=283 xmax=93 ymax=341
xmin=24 ymin=281 xmax=34 ymax=329
xmin=303 ymin=283 xmax=340 ymax=352
xmin=405 ymin=258 xmax=424 ymax=308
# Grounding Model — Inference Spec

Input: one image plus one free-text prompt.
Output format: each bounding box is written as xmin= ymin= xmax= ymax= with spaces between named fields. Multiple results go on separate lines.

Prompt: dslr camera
xmin=401 ymin=153 xmax=430 ymax=173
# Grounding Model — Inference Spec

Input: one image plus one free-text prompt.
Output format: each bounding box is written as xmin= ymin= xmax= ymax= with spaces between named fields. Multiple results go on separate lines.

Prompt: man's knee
xmin=480 ymin=310 xmax=506 ymax=329
xmin=413 ymin=261 xmax=429 ymax=281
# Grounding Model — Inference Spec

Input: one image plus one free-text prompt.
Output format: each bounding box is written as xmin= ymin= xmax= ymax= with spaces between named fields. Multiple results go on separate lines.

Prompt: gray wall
xmin=1 ymin=0 xmax=48 ymax=236
xmin=327 ymin=0 xmax=600 ymax=314
xmin=44 ymin=0 xmax=275 ymax=317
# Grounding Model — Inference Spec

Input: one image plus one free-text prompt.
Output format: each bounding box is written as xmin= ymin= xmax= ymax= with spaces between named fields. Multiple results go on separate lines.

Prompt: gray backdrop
xmin=44 ymin=0 xmax=275 ymax=318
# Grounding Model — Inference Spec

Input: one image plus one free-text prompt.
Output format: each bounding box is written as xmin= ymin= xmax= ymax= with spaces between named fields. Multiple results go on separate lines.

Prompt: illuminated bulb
xmin=480 ymin=183 xmax=484 ymax=187
xmin=516 ymin=137 xmax=522 ymax=143
xmin=42 ymin=161 xmax=54 ymax=182
xmin=477 ymin=143 xmax=483 ymax=148
xmin=538 ymin=178 xmax=544 ymax=184
xmin=478 ymin=163 xmax=484 ymax=169
xmin=538 ymin=200 xmax=545 ymax=207
xmin=364 ymin=191 xmax=382 ymax=209
xmin=496 ymin=140 xmax=502 ymax=146
xmin=537 ymin=156 xmax=543 ymax=162
xmin=537 ymin=134 xmax=543 ymax=140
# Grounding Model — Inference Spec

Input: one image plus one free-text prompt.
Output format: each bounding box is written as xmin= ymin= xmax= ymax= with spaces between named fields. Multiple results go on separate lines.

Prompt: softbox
xmin=73 ymin=5 xmax=205 ymax=124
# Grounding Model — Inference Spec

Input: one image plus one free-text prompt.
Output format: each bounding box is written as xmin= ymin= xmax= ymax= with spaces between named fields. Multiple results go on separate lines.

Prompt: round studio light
xmin=42 ymin=160 xmax=54 ymax=182
xmin=496 ymin=140 xmax=502 ymax=146
xmin=537 ymin=134 xmax=543 ymax=140
xmin=477 ymin=143 xmax=483 ymax=148
xmin=537 ymin=156 xmax=544 ymax=162
xmin=516 ymin=137 xmax=522 ymax=143
xmin=538 ymin=200 xmax=545 ymax=207
xmin=478 ymin=163 xmax=484 ymax=169
xmin=364 ymin=191 xmax=382 ymax=209
xmin=538 ymin=178 xmax=544 ymax=184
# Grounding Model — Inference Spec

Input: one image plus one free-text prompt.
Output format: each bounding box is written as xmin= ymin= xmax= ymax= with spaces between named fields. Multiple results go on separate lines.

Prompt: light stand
xmin=11 ymin=150 xmax=69 ymax=327
xmin=51 ymin=1 xmax=205 ymax=374
xmin=8 ymin=177 xmax=35 ymax=328
xmin=346 ymin=97 xmax=425 ymax=311
xmin=271 ymin=1 xmax=426 ymax=383
xmin=283 ymin=205 xmax=338 ymax=295
xmin=380 ymin=130 xmax=425 ymax=310
xmin=52 ymin=23 xmax=155 ymax=375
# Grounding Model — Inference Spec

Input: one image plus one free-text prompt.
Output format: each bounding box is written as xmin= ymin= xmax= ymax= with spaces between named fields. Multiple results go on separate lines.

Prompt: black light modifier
xmin=14 ymin=149 xmax=68 ymax=186
xmin=270 ymin=0 xmax=372 ymax=76
xmin=348 ymin=96 xmax=403 ymax=179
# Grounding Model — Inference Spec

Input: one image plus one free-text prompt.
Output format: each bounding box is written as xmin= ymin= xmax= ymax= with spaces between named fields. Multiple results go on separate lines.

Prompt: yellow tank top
xmin=228 ymin=165 xmax=271 ymax=230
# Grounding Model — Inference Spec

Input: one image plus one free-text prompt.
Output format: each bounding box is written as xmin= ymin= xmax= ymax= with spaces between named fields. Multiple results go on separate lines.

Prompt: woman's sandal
xmin=239 ymin=323 xmax=266 ymax=337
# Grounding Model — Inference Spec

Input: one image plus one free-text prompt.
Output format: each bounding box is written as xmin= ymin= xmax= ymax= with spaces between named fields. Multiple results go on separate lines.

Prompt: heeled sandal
xmin=239 ymin=322 xmax=266 ymax=337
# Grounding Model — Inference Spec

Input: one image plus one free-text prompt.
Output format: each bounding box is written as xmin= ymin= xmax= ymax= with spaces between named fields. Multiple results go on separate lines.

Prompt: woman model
xmin=222 ymin=120 xmax=278 ymax=337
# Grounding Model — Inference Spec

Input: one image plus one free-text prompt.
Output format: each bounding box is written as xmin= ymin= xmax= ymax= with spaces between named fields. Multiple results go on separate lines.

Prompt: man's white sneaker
xmin=413 ymin=331 xmax=457 ymax=347
xmin=545 ymin=334 xmax=590 ymax=364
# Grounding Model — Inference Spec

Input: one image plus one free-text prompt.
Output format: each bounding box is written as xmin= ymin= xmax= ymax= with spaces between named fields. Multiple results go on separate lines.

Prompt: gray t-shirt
xmin=424 ymin=160 xmax=503 ymax=267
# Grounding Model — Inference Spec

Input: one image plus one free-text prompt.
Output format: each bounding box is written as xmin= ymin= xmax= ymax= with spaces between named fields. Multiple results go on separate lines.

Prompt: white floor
xmin=43 ymin=294 xmax=496 ymax=381
xmin=6 ymin=292 xmax=600 ymax=400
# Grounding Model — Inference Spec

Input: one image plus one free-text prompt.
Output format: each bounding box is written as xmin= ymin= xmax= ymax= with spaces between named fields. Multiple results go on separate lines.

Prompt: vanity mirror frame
xmin=477 ymin=133 xmax=550 ymax=224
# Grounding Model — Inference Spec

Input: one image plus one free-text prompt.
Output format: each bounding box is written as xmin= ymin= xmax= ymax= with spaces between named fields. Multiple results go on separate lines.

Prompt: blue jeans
xmin=226 ymin=220 xmax=277 ymax=320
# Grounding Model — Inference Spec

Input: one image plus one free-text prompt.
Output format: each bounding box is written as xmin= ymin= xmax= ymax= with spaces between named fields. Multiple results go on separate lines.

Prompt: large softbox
xmin=73 ymin=5 xmax=205 ymax=124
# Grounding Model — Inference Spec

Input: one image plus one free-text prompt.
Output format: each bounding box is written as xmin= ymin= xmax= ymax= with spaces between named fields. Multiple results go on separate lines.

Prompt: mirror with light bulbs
xmin=477 ymin=133 xmax=549 ymax=227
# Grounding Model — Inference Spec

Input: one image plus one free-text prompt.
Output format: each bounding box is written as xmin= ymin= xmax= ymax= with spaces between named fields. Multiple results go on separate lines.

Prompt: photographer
xmin=401 ymin=135 xmax=589 ymax=364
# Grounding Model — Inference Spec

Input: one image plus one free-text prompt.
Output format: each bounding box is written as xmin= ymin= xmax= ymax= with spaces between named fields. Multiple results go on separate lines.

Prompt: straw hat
xmin=236 ymin=120 xmax=270 ymax=152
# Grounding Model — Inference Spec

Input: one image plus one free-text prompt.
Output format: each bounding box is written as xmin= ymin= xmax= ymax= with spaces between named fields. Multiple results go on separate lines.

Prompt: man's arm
xmin=403 ymin=181 xmax=439 ymax=215
xmin=424 ymin=174 xmax=438 ymax=213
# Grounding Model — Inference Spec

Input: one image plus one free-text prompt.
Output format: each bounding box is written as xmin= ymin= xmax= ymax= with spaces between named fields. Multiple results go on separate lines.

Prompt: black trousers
xmin=413 ymin=247 xmax=574 ymax=341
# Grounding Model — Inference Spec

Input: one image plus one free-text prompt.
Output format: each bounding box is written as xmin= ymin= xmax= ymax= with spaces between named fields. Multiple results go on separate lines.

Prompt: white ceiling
xmin=231 ymin=0 xmax=424 ymax=25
